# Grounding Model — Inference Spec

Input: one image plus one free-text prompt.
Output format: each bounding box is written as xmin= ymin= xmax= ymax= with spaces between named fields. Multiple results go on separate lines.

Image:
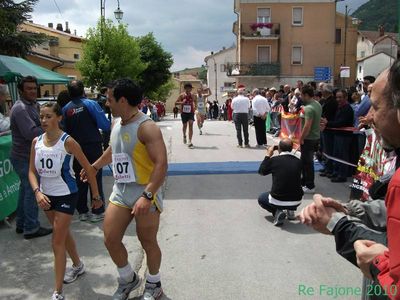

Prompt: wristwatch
xmin=92 ymin=195 xmax=103 ymax=202
xmin=142 ymin=191 xmax=154 ymax=201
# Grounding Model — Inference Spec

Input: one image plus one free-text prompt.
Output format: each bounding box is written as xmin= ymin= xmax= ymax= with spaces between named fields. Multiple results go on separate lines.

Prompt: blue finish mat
xmin=102 ymin=160 xmax=324 ymax=176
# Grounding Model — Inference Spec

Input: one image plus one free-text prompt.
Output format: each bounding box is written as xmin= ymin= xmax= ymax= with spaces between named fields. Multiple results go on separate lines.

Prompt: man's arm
xmin=84 ymin=100 xmax=111 ymax=131
xmin=138 ymin=121 xmax=168 ymax=195
xmin=258 ymin=147 xmax=275 ymax=176
xmin=13 ymin=106 xmax=42 ymax=140
xmin=92 ymin=146 xmax=112 ymax=170
xmin=175 ymin=94 xmax=183 ymax=105
xmin=300 ymin=118 xmax=313 ymax=144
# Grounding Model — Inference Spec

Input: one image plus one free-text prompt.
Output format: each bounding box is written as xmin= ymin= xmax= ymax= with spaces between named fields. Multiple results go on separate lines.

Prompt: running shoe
xmin=244 ymin=144 xmax=251 ymax=148
xmin=188 ymin=143 xmax=194 ymax=149
xmin=52 ymin=291 xmax=65 ymax=300
xmin=273 ymin=210 xmax=286 ymax=226
xmin=143 ymin=281 xmax=163 ymax=300
xmin=199 ymin=129 xmax=202 ymax=135
xmin=64 ymin=261 xmax=85 ymax=284
xmin=90 ymin=213 xmax=104 ymax=223
xmin=237 ymin=144 xmax=243 ymax=148
xmin=286 ymin=210 xmax=297 ymax=221
xmin=183 ymin=136 xmax=187 ymax=144
xmin=78 ymin=213 xmax=89 ymax=222
xmin=302 ymin=186 xmax=315 ymax=194
xmin=113 ymin=273 xmax=141 ymax=300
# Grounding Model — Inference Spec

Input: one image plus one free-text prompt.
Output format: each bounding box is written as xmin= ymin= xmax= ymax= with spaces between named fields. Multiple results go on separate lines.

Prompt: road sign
xmin=340 ymin=66 xmax=350 ymax=78
xmin=314 ymin=67 xmax=331 ymax=81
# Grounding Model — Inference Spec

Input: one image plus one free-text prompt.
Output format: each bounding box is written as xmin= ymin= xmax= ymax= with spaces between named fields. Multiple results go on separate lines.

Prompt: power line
xmin=53 ymin=0 xmax=63 ymax=18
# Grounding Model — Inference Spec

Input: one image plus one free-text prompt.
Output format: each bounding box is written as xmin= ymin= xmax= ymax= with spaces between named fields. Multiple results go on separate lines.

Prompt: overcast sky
xmin=30 ymin=0 xmax=236 ymax=71
xmin=30 ymin=0 xmax=365 ymax=71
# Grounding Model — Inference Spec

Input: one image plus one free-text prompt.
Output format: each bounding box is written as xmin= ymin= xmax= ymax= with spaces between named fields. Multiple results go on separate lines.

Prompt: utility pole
xmin=342 ymin=4 xmax=348 ymax=88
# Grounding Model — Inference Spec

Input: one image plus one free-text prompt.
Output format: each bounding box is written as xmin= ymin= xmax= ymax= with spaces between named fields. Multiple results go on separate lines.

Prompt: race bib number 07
xmin=112 ymin=153 xmax=136 ymax=183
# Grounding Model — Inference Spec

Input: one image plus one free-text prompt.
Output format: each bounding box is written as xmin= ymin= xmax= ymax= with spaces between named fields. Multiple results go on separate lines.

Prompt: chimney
xmin=379 ymin=25 xmax=385 ymax=37
xmin=74 ymin=29 xmax=77 ymax=36
xmin=222 ymin=46 xmax=226 ymax=50
xmin=56 ymin=23 xmax=63 ymax=31
xmin=64 ymin=21 xmax=71 ymax=34
xmin=48 ymin=23 xmax=53 ymax=28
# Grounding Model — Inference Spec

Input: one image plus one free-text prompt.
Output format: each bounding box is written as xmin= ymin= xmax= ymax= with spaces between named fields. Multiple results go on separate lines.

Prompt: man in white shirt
xmin=232 ymin=87 xmax=250 ymax=147
xmin=252 ymin=88 xmax=271 ymax=147
xmin=0 ymin=84 xmax=10 ymax=132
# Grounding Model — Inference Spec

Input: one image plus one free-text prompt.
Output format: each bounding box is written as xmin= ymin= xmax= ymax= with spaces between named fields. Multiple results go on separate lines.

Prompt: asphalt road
xmin=0 ymin=115 xmax=362 ymax=300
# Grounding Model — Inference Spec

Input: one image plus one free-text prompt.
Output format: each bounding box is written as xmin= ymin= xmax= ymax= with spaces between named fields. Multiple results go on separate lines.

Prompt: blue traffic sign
xmin=314 ymin=67 xmax=331 ymax=81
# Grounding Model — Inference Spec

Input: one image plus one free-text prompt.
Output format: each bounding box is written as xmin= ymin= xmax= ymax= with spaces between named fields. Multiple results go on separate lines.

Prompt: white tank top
xmin=34 ymin=132 xmax=77 ymax=196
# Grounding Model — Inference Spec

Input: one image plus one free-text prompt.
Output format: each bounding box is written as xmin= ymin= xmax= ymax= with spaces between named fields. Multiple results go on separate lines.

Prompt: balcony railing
xmin=240 ymin=22 xmax=280 ymax=38
xmin=227 ymin=62 xmax=280 ymax=77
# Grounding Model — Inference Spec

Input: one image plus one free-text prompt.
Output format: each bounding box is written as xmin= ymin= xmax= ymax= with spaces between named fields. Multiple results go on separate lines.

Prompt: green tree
xmin=198 ymin=65 xmax=207 ymax=83
xmin=147 ymin=78 xmax=175 ymax=102
xmin=136 ymin=33 xmax=174 ymax=98
xmin=352 ymin=0 xmax=398 ymax=32
xmin=0 ymin=0 xmax=47 ymax=57
xmin=77 ymin=20 xmax=146 ymax=89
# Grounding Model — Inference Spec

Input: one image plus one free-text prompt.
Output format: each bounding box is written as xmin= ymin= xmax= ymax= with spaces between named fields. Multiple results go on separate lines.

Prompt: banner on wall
xmin=0 ymin=134 xmax=20 ymax=220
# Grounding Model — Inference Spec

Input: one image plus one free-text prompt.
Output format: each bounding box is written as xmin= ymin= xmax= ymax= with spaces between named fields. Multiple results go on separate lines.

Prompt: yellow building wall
xmin=20 ymin=23 xmax=84 ymax=97
xmin=334 ymin=14 xmax=358 ymax=87
xmin=239 ymin=2 xmax=336 ymax=78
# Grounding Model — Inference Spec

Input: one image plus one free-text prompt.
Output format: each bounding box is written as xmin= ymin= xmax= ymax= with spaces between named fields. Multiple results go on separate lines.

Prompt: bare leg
xmin=182 ymin=123 xmax=187 ymax=138
xmin=65 ymin=230 xmax=80 ymax=266
xmin=45 ymin=210 xmax=73 ymax=293
xmin=103 ymin=203 xmax=133 ymax=267
xmin=188 ymin=120 xmax=194 ymax=142
xmin=135 ymin=211 xmax=161 ymax=275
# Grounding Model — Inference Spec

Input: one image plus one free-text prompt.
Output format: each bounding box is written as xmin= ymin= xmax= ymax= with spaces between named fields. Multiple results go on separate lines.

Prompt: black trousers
xmin=301 ymin=139 xmax=319 ymax=189
xmin=73 ymin=143 xmax=105 ymax=215
xmin=233 ymin=113 xmax=249 ymax=146
xmin=253 ymin=116 xmax=267 ymax=146
xmin=258 ymin=192 xmax=299 ymax=215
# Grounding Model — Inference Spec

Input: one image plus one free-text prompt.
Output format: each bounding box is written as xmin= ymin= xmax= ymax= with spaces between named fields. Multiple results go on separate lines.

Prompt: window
xmin=257 ymin=46 xmax=271 ymax=63
xmin=292 ymin=46 xmax=302 ymax=65
xmin=74 ymin=53 xmax=80 ymax=60
xmin=224 ymin=82 xmax=234 ymax=88
xmin=257 ymin=8 xmax=271 ymax=23
xmin=362 ymin=37 xmax=365 ymax=42
xmin=335 ymin=29 xmax=342 ymax=44
xmin=360 ymin=51 xmax=365 ymax=58
xmin=220 ymin=64 xmax=227 ymax=72
xmin=292 ymin=7 xmax=303 ymax=26
xmin=359 ymin=66 xmax=362 ymax=73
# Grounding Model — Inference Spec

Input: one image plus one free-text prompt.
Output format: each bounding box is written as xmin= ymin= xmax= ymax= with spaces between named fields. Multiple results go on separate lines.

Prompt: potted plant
xmin=250 ymin=22 xmax=273 ymax=36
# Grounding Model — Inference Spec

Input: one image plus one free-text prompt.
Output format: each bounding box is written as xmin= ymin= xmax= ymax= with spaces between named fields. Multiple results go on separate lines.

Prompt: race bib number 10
xmin=36 ymin=150 xmax=62 ymax=178
xmin=112 ymin=153 xmax=136 ymax=183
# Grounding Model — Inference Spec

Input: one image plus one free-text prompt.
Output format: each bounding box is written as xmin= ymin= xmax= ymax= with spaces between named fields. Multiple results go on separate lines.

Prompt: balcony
xmin=226 ymin=62 xmax=280 ymax=77
xmin=240 ymin=23 xmax=280 ymax=39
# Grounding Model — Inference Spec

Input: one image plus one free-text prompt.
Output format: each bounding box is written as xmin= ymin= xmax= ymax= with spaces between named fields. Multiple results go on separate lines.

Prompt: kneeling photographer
xmin=257 ymin=138 xmax=304 ymax=226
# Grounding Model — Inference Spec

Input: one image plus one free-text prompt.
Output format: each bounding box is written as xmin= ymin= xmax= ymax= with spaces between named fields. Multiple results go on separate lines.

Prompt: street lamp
xmin=100 ymin=0 xmax=124 ymax=23
xmin=114 ymin=0 xmax=124 ymax=23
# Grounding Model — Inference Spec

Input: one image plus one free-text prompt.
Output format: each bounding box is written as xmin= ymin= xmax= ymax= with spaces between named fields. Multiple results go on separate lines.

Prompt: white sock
xmin=147 ymin=272 xmax=161 ymax=283
xmin=117 ymin=263 xmax=135 ymax=283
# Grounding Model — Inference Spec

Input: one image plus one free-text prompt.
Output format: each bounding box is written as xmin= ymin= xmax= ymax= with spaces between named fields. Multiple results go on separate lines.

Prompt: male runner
xmin=175 ymin=83 xmax=197 ymax=148
xmin=88 ymin=78 xmax=167 ymax=300
xmin=195 ymin=87 xmax=211 ymax=135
